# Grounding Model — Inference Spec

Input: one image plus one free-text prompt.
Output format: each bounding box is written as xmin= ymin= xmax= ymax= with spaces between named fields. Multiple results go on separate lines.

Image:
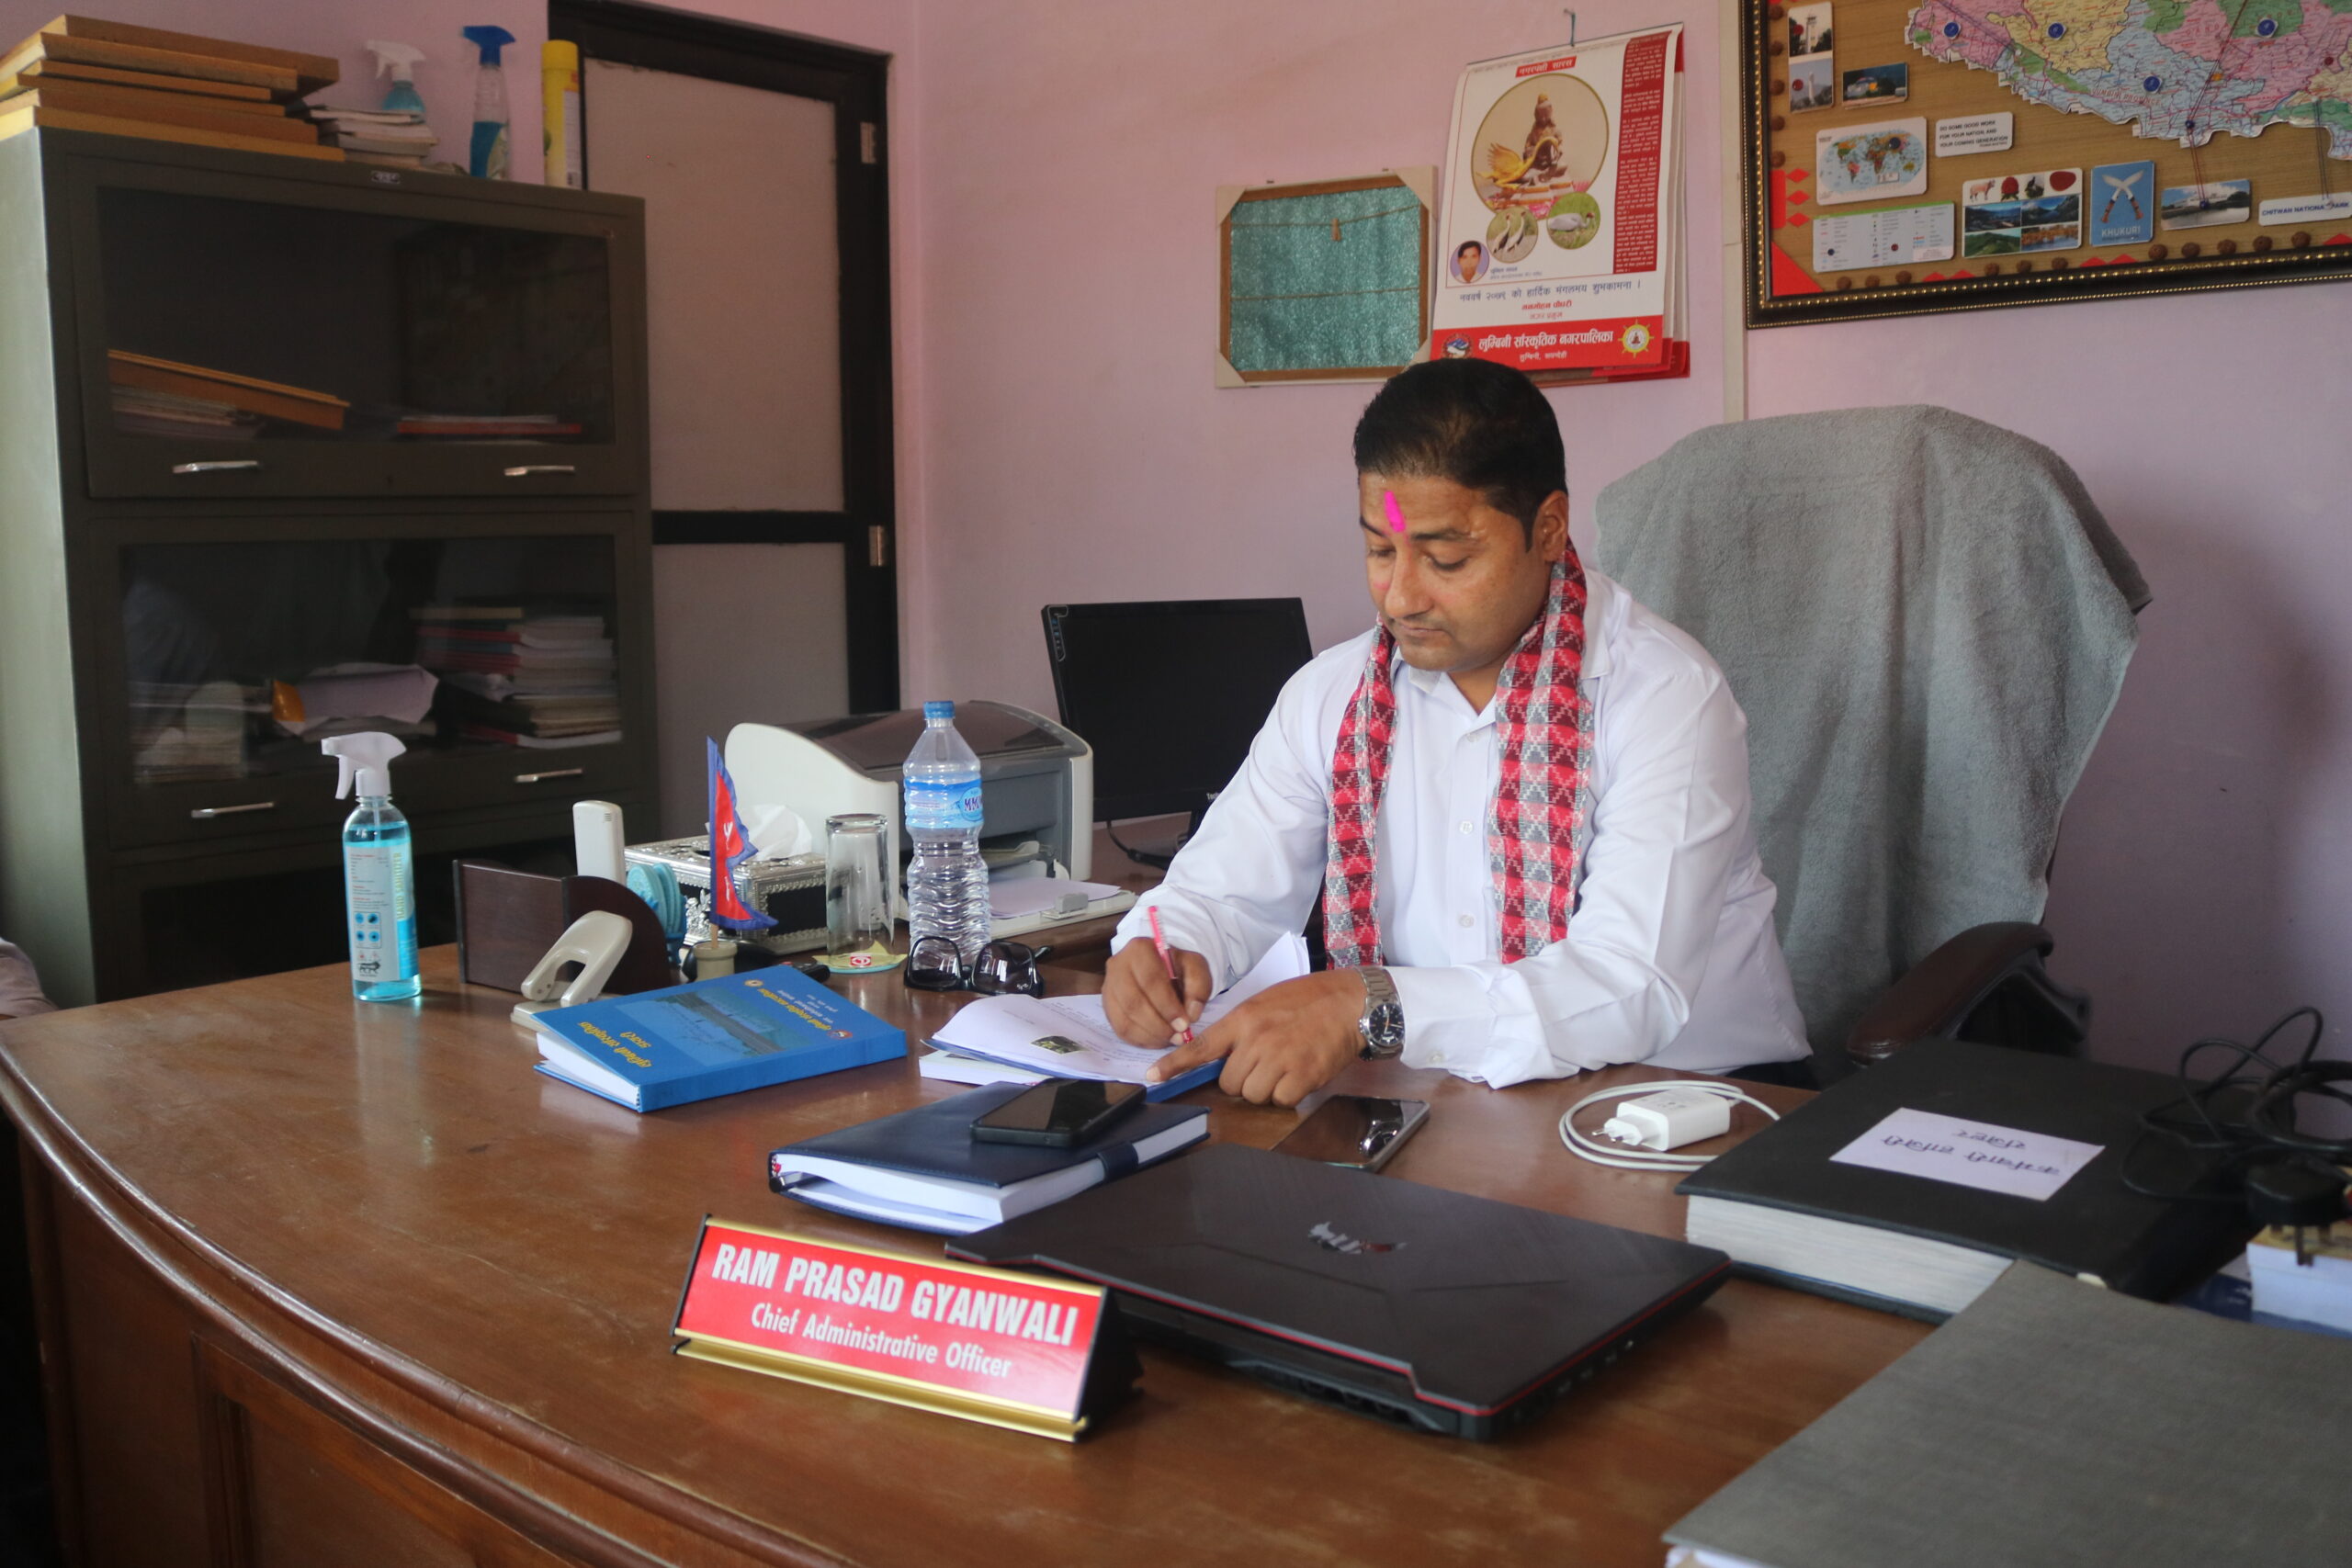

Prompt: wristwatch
xmin=1355 ymin=966 xmax=1406 ymax=1058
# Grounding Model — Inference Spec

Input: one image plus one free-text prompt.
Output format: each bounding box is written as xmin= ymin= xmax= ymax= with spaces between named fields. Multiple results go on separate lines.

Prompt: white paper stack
xmin=922 ymin=933 xmax=1311 ymax=1086
xmin=309 ymin=105 xmax=439 ymax=167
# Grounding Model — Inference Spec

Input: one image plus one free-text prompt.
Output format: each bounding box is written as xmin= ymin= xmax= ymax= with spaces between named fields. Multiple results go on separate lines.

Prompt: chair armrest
xmin=1845 ymin=921 xmax=2088 ymax=1069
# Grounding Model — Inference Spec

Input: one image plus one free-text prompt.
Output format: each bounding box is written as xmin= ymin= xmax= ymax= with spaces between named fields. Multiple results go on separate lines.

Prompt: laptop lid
xmin=952 ymin=1144 xmax=1730 ymax=1417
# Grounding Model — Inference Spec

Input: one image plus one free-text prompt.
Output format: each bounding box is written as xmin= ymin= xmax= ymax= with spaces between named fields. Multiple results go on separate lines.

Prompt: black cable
xmin=2122 ymin=1007 xmax=2352 ymax=1205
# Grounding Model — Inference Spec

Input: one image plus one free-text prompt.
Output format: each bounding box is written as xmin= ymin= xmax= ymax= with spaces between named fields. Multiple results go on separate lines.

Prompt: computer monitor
xmin=1041 ymin=598 xmax=1315 ymax=830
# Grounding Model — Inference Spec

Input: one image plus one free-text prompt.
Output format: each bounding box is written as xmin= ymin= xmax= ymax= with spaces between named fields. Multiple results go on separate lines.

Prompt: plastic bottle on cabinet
xmin=461 ymin=25 xmax=515 ymax=179
xmin=902 ymin=702 xmax=991 ymax=970
xmin=322 ymin=732 xmax=420 ymax=1001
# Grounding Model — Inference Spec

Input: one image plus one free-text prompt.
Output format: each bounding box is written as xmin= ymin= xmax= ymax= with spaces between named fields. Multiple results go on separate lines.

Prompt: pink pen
xmin=1148 ymin=906 xmax=1194 ymax=1044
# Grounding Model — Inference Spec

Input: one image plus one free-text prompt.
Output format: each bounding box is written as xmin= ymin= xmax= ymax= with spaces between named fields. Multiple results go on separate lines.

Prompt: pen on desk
xmin=1147 ymin=906 xmax=1194 ymax=1045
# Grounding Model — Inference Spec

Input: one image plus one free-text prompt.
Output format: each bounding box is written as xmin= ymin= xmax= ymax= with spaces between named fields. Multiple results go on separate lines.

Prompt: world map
xmin=1908 ymin=0 xmax=2352 ymax=158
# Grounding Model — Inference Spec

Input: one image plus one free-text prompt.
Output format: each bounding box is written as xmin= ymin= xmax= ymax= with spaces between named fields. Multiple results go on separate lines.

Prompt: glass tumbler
xmin=823 ymin=813 xmax=905 ymax=972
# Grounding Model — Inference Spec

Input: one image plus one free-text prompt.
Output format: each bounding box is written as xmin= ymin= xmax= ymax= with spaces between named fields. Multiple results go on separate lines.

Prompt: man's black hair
xmin=1351 ymin=358 xmax=1565 ymax=543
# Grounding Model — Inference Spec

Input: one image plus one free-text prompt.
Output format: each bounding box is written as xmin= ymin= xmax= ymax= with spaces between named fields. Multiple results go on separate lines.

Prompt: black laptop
xmin=949 ymin=1144 xmax=1731 ymax=1439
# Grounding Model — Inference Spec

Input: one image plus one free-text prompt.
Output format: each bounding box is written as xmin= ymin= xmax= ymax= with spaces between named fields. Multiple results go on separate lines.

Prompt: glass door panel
xmin=69 ymin=155 xmax=644 ymax=498
xmin=109 ymin=532 xmax=639 ymax=844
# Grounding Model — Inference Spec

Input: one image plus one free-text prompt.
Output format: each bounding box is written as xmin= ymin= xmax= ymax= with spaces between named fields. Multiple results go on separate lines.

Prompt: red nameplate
xmin=671 ymin=1219 xmax=1137 ymax=1440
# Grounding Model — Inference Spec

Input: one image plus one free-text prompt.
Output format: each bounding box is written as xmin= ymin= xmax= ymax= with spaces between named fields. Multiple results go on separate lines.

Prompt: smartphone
xmin=1272 ymin=1095 xmax=1430 ymax=1172
xmin=970 ymin=1080 xmax=1145 ymax=1147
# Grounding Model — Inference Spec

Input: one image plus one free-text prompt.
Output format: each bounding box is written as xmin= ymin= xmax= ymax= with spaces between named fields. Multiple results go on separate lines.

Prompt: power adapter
xmin=1600 ymin=1088 xmax=1733 ymax=1152
xmin=1560 ymin=1079 xmax=1781 ymax=1172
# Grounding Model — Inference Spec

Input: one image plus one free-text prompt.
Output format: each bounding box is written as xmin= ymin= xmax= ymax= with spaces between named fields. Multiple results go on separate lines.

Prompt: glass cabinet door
xmin=68 ymin=153 xmax=644 ymax=499
xmin=107 ymin=530 xmax=647 ymax=845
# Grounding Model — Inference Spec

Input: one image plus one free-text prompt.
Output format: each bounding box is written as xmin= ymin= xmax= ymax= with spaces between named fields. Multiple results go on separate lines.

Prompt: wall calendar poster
xmin=1431 ymin=26 xmax=1689 ymax=383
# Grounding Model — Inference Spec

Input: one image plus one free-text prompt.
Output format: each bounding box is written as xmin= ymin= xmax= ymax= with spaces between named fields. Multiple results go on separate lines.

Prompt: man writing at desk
xmin=1102 ymin=359 xmax=1809 ymax=1103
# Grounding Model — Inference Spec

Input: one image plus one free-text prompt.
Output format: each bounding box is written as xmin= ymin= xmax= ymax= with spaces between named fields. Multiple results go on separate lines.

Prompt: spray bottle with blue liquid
xmin=322 ymin=732 xmax=420 ymax=1001
xmin=461 ymin=25 xmax=515 ymax=178
xmin=365 ymin=40 xmax=426 ymax=115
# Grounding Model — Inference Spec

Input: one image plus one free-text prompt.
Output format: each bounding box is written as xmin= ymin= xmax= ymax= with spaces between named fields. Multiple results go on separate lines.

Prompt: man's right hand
xmin=1103 ymin=938 xmax=1214 ymax=1048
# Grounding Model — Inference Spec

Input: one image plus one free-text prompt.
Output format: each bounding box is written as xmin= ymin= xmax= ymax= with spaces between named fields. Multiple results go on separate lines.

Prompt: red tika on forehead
xmin=1382 ymin=490 xmax=1408 ymax=533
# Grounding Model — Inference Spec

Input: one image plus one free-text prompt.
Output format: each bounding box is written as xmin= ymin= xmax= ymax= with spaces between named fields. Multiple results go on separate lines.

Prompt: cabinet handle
xmin=190 ymin=801 xmax=277 ymax=819
xmin=172 ymin=460 xmax=263 ymax=475
xmin=503 ymin=464 xmax=577 ymax=478
xmin=514 ymin=768 xmax=585 ymax=784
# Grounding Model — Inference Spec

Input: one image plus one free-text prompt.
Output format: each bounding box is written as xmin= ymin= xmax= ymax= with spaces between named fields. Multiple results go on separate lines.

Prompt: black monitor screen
xmin=1043 ymin=599 xmax=1315 ymax=822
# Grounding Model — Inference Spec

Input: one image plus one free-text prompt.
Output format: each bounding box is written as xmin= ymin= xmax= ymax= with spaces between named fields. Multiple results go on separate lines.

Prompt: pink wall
xmin=901 ymin=0 xmax=1728 ymax=693
xmin=896 ymin=0 xmax=2352 ymax=1069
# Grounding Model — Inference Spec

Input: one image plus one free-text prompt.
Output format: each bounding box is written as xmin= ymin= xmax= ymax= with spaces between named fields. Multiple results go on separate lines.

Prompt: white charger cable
xmin=1558 ymin=1081 xmax=1781 ymax=1172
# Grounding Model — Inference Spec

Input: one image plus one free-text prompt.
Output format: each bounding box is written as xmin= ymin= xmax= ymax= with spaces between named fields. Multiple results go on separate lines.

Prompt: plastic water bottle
xmin=903 ymin=701 xmax=990 ymax=968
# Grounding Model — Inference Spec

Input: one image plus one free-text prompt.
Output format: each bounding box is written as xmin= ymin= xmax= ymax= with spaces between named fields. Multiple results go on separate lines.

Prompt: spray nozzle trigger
xmin=321 ymin=732 xmax=407 ymax=801
xmin=366 ymin=39 xmax=424 ymax=80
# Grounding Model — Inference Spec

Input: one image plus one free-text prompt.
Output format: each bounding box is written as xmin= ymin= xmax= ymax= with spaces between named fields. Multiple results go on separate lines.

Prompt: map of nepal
xmin=1909 ymin=0 xmax=2352 ymax=157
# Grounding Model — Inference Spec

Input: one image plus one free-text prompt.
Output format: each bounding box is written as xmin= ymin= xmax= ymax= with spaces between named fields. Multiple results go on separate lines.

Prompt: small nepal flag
xmin=707 ymin=737 xmax=775 ymax=932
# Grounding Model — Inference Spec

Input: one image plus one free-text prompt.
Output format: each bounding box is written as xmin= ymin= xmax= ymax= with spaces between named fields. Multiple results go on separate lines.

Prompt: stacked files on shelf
xmin=415 ymin=605 xmax=622 ymax=750
xmin=107 ymin=351 xmax=347 ymax=436
xmin=128 ymin=680 xmax=257 ymax=783
xmin=396 ymin=412 xmax=583 ymax=439
xmin=0 ymin=16 xmax=339 ymax=161
xmin=308 ymin=105 xmax=437 ymax=169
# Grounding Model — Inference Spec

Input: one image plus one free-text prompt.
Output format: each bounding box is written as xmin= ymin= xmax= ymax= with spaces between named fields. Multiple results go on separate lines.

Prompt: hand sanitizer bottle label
xmin=344 ymin=843 xmax=407 ymax=983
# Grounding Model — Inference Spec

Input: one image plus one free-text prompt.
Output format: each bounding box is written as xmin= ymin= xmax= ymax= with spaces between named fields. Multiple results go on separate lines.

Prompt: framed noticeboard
xmin=1216 ymin=169 xmax=1433 ymax=385
xmin=1745 ymin=0 xmax=2352 ymax=325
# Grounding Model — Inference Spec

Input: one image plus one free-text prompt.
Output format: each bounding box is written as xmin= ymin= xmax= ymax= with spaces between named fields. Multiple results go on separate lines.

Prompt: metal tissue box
xmin=623 ymin=837 xmax=829 ymax=954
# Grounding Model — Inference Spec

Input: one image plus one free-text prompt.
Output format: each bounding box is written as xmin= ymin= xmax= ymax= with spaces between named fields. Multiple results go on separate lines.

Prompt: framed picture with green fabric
xmin=1216 ymin=168 xmax=1434 ymax=385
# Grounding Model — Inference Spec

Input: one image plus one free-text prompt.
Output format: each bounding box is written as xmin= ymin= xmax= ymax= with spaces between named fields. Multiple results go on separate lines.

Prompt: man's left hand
xmin=1147 ymin=970 xmax=1366 ymax=1106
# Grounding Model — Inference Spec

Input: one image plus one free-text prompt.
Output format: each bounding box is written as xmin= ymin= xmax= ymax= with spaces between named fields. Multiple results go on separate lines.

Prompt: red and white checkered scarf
xmin=1324 ymin=550 xmax=1591 ymax=966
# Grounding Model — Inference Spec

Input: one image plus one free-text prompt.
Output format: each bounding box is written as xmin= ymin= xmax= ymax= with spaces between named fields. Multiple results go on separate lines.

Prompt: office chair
xmin=1596 ymin=405 xmax=2149 ymax=1082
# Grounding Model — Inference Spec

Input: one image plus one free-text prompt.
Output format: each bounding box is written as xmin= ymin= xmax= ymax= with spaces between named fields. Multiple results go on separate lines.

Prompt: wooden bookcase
xmin=0 ymin=129 xmax=657 ymax=1003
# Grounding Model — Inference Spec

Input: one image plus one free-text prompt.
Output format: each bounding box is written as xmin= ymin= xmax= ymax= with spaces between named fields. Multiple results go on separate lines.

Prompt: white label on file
xmin=1828 ymin=1109 xmax=2104 ymax=1201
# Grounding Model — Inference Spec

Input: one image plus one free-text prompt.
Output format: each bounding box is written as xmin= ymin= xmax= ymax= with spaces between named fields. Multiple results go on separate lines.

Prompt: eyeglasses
xmin=902 ymin=937 xmax=1049 ymax=997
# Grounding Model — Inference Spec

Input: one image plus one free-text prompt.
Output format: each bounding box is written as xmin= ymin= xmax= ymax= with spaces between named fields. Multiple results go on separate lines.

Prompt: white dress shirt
xmin=1114 ymin=569 xmax=1809 ymax=1086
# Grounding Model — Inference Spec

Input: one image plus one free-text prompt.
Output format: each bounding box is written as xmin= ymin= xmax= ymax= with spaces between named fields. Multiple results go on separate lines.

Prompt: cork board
xmin=1745 ymin=0 xmax=2352 ymax=324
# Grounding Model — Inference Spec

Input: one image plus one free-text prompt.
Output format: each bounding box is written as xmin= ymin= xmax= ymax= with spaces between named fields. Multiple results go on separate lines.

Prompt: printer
xmin=725 ymin=703 xmax=1096 ymax=910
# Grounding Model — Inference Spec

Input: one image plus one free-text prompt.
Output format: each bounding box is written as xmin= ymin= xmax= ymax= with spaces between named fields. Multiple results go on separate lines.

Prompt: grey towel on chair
xmin=1595 ymin=406 xmax=2145 ymax=1061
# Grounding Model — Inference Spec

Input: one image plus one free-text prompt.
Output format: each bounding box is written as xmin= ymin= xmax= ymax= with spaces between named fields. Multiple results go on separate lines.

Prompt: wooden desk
xmin=1 ymin=950 xmax=1928 ymax=1568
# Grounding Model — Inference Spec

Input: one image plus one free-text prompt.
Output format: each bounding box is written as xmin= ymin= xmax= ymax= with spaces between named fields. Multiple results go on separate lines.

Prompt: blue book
xmin=532 ymin=966 xmax=906 ymax=1111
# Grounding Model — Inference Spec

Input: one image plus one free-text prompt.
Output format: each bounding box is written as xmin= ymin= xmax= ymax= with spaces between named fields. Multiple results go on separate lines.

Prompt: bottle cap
xmin=923 ymin=700 xmax=955 ymax=722
xmin=462 ymin=24 xmax=515 ymax=64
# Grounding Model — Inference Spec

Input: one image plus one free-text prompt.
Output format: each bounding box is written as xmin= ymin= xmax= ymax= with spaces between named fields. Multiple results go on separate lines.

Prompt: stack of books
xmin=128 ymin=679 xmax=254 ymax=783
xmin=0 ymin=16 xmax=339 ymax=162
xmin=414 ymin=605 xmax=623 ymax=750
xmin=108 ymin=351 xmax=347 ymax=437
xmin=307 ymin=105 xmax=438 ymax=169
xmin=396 ymin=412 xmax=585 ymax=440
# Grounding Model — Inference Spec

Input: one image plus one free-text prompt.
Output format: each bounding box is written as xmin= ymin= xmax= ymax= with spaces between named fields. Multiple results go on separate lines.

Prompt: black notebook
xmin=767 ymin=1083 xmax=1210 ymax=1235
xmin=1675 ymin=1040 xmax=2248 ymax=1319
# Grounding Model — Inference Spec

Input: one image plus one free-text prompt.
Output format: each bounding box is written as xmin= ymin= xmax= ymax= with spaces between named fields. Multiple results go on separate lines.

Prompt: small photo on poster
xmin=1815 ymin=118 xmax=1928 ymax=206
xmin=1841 ymin=63 xmax=1907 ymax=105
xmin=2161 ymin=179 xmax=2252 ymax=230
xmin=1486 ymin=205 xmax=1540 ymax=263
xmin=1788 ymin=4 xmax=1834 ymax=60
xmin=1789 ymin=57 xmax=1836 ymax=112
xmin=1961 ymin=168 xmax=2080 ymax=256
xmin=1450 ymin=238 xmax=1491 ymax=282
xmin=2088 ymin=161 xmax=2155 ymax=245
